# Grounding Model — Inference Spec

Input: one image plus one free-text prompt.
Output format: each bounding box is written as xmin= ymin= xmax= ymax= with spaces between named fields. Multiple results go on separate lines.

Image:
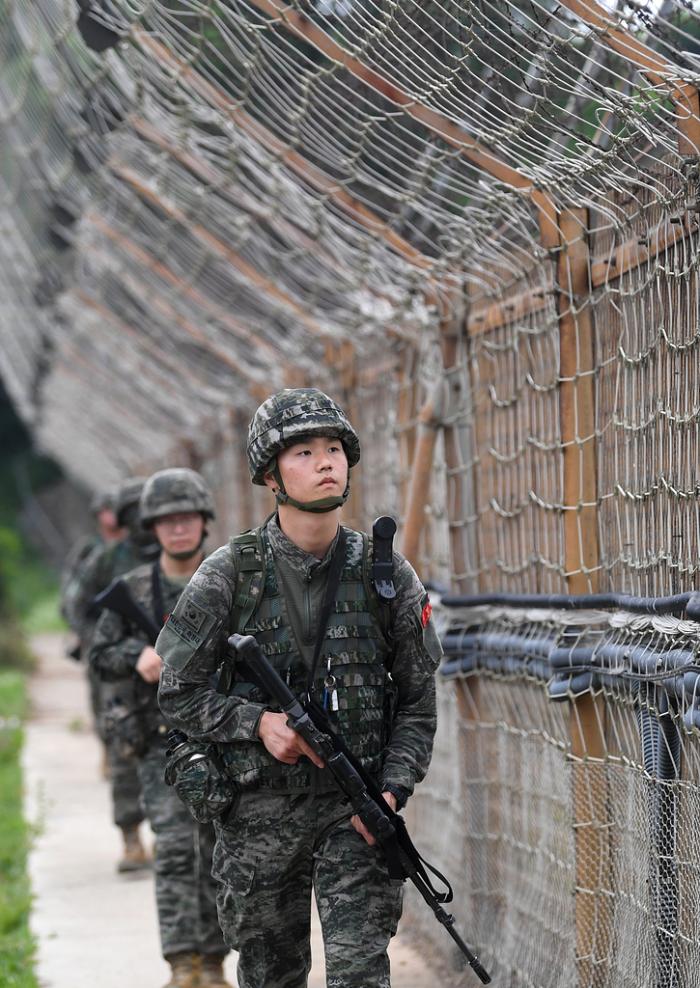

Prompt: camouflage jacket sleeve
xmin=88 ymin=605 xmax=145 ymax=680
xmin=61 ymin=541 xmax=109 ymax=638
xmin=59 ymin=534 xmax=99 ymax=622
xmin=156 ymin=546 xmax=265 ymax=743
xmin=380 ymin=551 xmax=442 ymax=798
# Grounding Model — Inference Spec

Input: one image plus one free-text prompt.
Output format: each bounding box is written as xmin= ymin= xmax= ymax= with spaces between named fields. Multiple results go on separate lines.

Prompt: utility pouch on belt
xmin=102 ymin=680 xmax=149 ymax=758
xmin=164 ymin=730 xmax=237 ymax=824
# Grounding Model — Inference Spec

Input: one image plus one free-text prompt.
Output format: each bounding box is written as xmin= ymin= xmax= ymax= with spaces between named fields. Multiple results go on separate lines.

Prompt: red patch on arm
xmin=421 ymin=598 xmax=432 ymax=628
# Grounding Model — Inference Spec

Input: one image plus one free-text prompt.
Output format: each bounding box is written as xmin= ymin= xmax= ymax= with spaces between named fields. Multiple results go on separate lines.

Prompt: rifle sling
xmin=151 ymin=562 xmax=166 ymax=628
xmin=308 ymin=527 xmax=347 ymax=698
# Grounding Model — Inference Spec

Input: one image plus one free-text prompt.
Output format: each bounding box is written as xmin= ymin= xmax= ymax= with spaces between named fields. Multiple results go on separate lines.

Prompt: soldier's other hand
xmin=351 ymin=791 xmax=397 ymax=846
xmin=257 ymin=711 xmax=324 ymax=768
xmin=136 ymin=645 xmax=162 ymax=683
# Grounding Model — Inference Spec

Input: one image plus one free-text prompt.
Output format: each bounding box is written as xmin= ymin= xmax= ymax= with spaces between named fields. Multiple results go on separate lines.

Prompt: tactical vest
xmin=219 ymin=525 xmax=393 ymax=792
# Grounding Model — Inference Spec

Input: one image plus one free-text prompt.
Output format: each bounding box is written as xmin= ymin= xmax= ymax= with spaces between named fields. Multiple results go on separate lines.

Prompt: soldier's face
xmin=96 ymin=508 xmax=121 ymax=539
xmin=270 ymin=436 xmax=348 ymax=502
xmin=153 ymin=511 xmax=206 ymax=558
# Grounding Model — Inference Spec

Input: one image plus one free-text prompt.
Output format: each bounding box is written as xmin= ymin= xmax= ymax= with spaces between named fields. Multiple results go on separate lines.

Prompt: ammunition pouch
xmin=164 ymin=733 xmax=238 ymax=824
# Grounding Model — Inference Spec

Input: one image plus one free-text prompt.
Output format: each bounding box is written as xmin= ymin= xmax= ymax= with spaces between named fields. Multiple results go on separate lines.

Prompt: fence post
xmin=400 ymin=385 xmax=444 ymax=571
xmin=557 ymin=208 xmax=611 ymax=988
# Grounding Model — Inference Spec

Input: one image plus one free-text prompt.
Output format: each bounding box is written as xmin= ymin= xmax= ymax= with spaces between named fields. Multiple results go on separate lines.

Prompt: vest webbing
xmin=228 ymin=527 xmax=393 ymax=655
xmin=221 ymin=525 xmax=394 ymax=791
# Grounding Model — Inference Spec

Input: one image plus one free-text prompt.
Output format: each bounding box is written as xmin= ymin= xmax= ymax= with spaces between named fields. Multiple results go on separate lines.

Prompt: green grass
xmin=9 ymin=553 xmax=64 ymax=635
xmin=0 ymin=671 xmax=39 ymax=988
xmin=21 ymin=587 xmax=65 ymax=637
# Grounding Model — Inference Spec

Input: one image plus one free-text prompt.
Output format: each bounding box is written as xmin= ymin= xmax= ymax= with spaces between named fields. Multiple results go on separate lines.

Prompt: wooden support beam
xmin=558 ymin=211 xmax=599 ymax=593
xmin=468 ymin=283 xmax=551 ymax=336
xmin=323 ymin=340 xmax=365 ymax=530
xmin=133 ymin=31 xmax=437 ymax=274
xmin=87 ymin=214 xmax=281 ymax=376
xmin=438 ymin=289 xmax=475 ymax=592
xmin=108 ymin=161 xmax=329 ymax=339
xmin=129 ymin=113 xmax=416 ymax=307
xmin=557 ymin=208 xmax=611 ymax=988
xmin=73 ymin=289 xmax=219 ymax=397
xmin=466 ymin=214 xmax=696 ymax=337
xmin=400 ymin=387 xmax=443 ymax=570
xmin=396 ymin=348 xmax=419 ymax=525
xmin=589 ymin=213 xmax=695 ymax=287
xmin=188 ymin=4 xmax=559 ymax=247
xmin=558 ymin=0 xmax=700 ymax=153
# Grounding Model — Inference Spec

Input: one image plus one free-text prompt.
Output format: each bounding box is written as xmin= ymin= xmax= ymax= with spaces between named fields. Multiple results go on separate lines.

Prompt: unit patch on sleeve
xmin=420 ymin=593 xmax=433 ymax=629
xmin=167 ymin=598 xmax=217 ymax=648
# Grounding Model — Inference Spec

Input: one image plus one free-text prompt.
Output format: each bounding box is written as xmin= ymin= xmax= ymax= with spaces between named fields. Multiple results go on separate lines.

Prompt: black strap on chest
xmin=306 ymin=527 xmax=347 ymax=697
xmin=151 ymin=562 xmax=166 ymax=628
xmin=372 ymin=517 xmax=396 ymax=600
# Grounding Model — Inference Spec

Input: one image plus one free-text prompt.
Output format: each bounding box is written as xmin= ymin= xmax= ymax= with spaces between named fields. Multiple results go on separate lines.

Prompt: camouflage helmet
xmin=247 ymin=388 xmax=360 ymax=486
xmin=114 ymin=477 xmax=148 ymax=527
xmin=139 ymin=468 xmax=215 ymax=526
xmin=89 ymin=487 xmax=116 ymax=515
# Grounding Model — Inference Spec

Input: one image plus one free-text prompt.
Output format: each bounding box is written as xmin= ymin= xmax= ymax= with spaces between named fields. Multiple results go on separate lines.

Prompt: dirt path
xmin=24 ymin=633 xmax=433 ymax=988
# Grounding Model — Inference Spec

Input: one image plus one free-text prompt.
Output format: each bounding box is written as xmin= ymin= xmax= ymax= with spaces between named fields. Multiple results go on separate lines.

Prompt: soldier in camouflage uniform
xmin=157 ymin=389 xmax=443 ymax=988
xmin=60 ymin=486 xmax=124 ymax=719
xmin=60 ymin=487 xmax=123 ymax=624
xmin=90 ymin=469 xmax=231 ymax=988
xmin=68 ymin=477 xmax=160 ymax=872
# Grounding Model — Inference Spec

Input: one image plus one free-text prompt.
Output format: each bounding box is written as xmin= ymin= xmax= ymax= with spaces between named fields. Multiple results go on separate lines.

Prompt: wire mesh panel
xmin=423 ymin=602 xmax=700 ymax=986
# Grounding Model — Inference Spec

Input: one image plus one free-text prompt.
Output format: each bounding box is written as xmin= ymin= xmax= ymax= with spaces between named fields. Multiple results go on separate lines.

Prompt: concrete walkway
xmin=24 ymin=633 xmax=434 ymax=988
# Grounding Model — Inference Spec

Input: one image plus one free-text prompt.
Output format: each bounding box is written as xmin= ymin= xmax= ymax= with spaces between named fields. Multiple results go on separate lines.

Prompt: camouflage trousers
xmin=87 ymin=662 xmax=108 ymax=744
xmin=138 ymin=740 xmax=228 ymax=959
xmin=102 ymin=680 xmax=144 ymax=830
xmin=213 ymin=790 xmax=403 ymax=988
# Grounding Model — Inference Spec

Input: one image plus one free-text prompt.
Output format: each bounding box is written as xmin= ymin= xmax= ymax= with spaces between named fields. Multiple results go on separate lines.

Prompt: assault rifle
xmin=229 ymin=632 xmax=491 ymax=985
xmin=92 ymin=579 xmax=161 ymax=645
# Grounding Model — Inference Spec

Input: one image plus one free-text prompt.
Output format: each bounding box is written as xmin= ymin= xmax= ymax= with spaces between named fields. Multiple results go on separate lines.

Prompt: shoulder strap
xmin=228 ymin=528 xmax=266 ymax=634
xmin=151 ymin=562 xmax=166 ymax=626
xmin=306 ymin=527 xmax=348 ymax=696
xmin=361 ymin=533 xmax=395 ymax=662
xmin=217 ymin=528 xmax=266 ymax=697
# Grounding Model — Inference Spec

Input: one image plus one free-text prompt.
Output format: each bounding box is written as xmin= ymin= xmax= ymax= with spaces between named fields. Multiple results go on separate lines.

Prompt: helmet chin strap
xmin=167 ymin=545 xmax=204 ymax=561
xmin=272 ymin=463 xmax=350 ymax=514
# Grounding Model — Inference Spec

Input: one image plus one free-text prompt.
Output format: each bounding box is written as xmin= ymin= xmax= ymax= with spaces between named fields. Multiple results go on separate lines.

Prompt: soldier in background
xmin=90 ymin=469 xmax=232 ymax=988
xmin=60 ymin=487 xmax=123 ymax=622
xmin=157 ymin=389 xmax=443 ymax=988
xmin=60 ymin=487 xmax=124 ymax=735
xmin=67 ymin=476 xmax=160 ymax=873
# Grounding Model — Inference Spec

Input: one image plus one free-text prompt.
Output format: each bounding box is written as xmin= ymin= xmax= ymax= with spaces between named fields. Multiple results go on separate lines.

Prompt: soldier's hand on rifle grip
xmin=351 ymin=791 xmax=397 ymax=846
xmin=136 ymin=646 xmax=162 ymax=684
xmin=257 ymin=711 xmax=325 ymax=768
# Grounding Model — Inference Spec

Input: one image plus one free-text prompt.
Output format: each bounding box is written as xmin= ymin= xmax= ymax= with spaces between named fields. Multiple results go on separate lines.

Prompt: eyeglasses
xmin=153 ymin=512 xmax=202 ymax=530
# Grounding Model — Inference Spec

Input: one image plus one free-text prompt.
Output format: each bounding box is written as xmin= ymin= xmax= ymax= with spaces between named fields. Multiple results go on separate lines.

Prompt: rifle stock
xmin=228 ymin=633 xmax=491 ymax=984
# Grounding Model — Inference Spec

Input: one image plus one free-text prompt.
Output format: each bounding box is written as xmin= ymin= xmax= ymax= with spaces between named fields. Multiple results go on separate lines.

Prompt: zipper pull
xmin=323 ymin=656 xmax=338 ymax=713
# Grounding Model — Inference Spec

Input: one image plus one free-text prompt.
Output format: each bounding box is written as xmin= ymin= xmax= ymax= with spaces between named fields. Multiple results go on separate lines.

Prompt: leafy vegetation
xmin=0 ymin=380 xmax=64 ymax=645
xmin=0 ymin=672 xmax=38 ymax=988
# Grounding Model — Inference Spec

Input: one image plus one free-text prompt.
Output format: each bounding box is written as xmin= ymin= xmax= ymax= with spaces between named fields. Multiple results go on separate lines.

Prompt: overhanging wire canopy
xmin=1 ymin=0 xmax=699 ymax=547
